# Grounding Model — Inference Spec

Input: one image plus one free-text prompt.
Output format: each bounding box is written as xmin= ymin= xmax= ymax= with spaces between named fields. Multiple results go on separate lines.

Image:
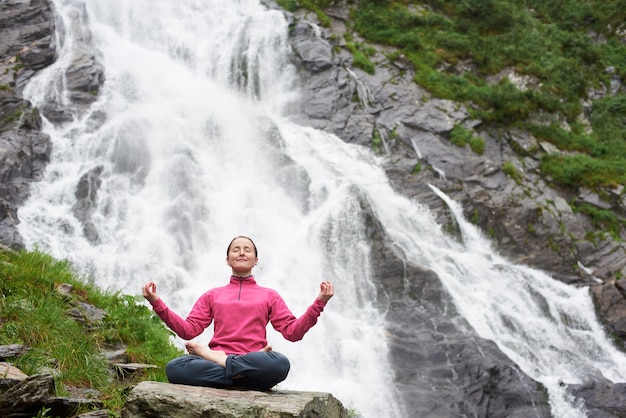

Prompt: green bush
xmin=449 ymin=125 xmax=485 ymax=155
xmin=573 ymin=202 xmax=625 ymax=239
xmin=449 ymin=124 xmax=472 ymax=147
xmin=469 ymin=136 xmax=485 ymax=155
xmin=591 ymin=95 xmax=626 ymax=147
xmin=276 ymin=0 xmax=298 ymax=12
xmin=503 ymin=160 xmax=521 ymax=182
xmin=345 ymin=42 xmax=376 ymax=75
xmin=540 ymin=153 xmax=626 ymax=189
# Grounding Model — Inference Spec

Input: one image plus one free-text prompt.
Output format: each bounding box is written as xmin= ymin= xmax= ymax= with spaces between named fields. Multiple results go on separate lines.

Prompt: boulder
xmin=0 ymin=373 xmax=55 ymax=416
xmin=121 ymin=381 xmax=349 ymax=418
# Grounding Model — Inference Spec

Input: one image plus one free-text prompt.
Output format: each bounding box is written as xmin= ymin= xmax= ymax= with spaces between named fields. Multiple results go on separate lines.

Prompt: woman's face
xmin=227 ymin=237 xmax=258 ymax=275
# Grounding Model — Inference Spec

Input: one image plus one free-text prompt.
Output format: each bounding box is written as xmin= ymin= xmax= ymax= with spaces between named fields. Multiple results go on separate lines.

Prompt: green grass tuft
xmin=0 ymin=247 xmax=183 ymax=416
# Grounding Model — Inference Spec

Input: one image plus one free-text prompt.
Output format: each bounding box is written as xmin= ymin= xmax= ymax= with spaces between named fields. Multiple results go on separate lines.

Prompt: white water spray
xmin=18 ymin=1 xmax=626 ymax=417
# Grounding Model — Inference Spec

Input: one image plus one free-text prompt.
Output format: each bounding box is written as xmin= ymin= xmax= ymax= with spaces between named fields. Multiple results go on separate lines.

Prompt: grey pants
xmin=165 ymin=351 xmax=290 ymax=390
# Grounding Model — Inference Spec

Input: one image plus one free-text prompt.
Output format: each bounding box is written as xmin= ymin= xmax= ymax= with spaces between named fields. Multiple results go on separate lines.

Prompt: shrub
xmin=345 ymin=42 xmax=376 ymax=74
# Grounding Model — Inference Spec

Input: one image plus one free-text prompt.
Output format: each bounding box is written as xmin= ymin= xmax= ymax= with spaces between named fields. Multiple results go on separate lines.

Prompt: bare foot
xmin=186 ymin=341 xmax=228 ymax=367
xmin=260 ymin=344 xmax=272 ymax=352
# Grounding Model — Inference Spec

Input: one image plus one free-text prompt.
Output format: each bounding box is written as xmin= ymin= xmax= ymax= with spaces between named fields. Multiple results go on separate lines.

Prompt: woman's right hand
xmin=142 ymin=281 xmax=160 ymax=303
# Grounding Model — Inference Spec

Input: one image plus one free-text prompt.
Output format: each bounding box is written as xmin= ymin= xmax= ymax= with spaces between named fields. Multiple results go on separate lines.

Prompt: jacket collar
xmin=230 ymin=275 xmax=256 ymax=285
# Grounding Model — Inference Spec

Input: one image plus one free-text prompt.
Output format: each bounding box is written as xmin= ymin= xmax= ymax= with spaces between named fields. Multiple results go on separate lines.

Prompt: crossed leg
xmin=185 ymin=341 xmax=272 ymax=366
xmin=166 ymin=342 xmax=289 ymax=390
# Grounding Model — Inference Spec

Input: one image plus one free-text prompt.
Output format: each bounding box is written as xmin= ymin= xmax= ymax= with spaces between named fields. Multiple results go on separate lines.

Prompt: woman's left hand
xmin=317 ymin=281 xmax=334 ymax=302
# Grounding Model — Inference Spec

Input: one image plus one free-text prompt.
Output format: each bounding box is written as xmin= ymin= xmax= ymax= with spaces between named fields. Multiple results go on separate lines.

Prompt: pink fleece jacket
xmin=150 ymin=275 xmax=327 ymax=355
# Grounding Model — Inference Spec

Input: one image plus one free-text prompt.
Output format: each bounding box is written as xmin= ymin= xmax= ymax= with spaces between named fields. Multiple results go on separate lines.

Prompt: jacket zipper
xmin=237 ymin=278 xmax=243 ymax=302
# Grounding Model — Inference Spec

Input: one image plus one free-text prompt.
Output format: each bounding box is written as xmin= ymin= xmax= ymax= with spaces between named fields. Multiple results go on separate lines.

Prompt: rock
xmin=0 ymin=344 xmax=27 ymax=360
xmin=403 ymin=98 xmax=469 ymax=134
xmin=36 ymin=2 xmax=105 ymax=124
xmin=285 ymin=1 xmax=626 ymax=287
xmin=101 ymin=348 xmax=130 ymax=364
xmin=290 ymin=20 xmax=333 ymax=74
xmin=361 ymin=196 xmax=551 ymax=417
xmin=112 ymin=363 xmax=158 ymax=379
xmin=590 ymin=279 xmax=626 ymax=349
xmin=121 ymin=381 xmax=349 ymax=418
xmin=71 ymin=165 xmax=104 ymax=243
xmin=0 ymin=370 xmax=106 ymax=417
xmin=75 ymin=411 xmax=110 ymax=418
xmin=56 ymin=283 xmax=74 ymax=297
xmin=0 ymin=373 xmax=55 ymax=416
xmin=67 ymin=301 xmax=108 ymax=328
xmin=0 ymin=0 xmax=57 ymax=92
xmin=0 ymin=0 xmax=55 ymax=250
xmin=0 ymin=362 xmax=29 ymax=391
xmin=568 ymin=380 xmax=626 ymax=418
xmin=0 ymin=0 xmax=105 ymax=249
xmin=45 ymin=396 xmax=104 ymax=418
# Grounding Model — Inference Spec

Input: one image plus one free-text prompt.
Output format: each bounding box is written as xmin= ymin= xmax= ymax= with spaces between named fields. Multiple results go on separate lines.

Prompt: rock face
xmin=0 ymin=0 xmax=56 ymax=249
xmin=122 ymin=381 xmax=349 ymax=418
xmin=286 ymin=5 xmax=626 ymax=287
xmin=360 ymin=198 xmax=552 ymax=417
xmin=0 ymin=0 xmax=105 ymax=249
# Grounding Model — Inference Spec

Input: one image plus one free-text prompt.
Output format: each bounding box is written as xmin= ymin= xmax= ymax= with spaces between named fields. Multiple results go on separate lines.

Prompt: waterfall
xmin=17 ymin=0 xmax=626 ymax=417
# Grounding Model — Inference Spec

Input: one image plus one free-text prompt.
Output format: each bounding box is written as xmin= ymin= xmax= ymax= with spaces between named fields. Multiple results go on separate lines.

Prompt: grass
xmin=449 ymin=124 xmax=485 ymax=155
xmin=0 ymin=246 xmax=183 ymax=416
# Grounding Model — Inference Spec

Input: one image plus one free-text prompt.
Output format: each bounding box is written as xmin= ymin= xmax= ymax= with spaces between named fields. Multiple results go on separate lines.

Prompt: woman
xmin=142 ymin=235 xmax=334 ymax=390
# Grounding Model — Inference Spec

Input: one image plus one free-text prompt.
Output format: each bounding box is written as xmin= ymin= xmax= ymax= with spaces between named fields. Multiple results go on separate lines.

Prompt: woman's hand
xmin=142 ymin=281 xmax=160 ymax=303
xmin=317 ymin=281 xmax=334 ymax=303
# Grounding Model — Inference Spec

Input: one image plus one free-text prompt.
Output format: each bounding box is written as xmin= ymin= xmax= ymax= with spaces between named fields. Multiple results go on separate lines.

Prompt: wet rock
xmin=569 ymin=380 xmax=626 ymax=418
xmin=590 ymin=279 xmax=626 ymax=349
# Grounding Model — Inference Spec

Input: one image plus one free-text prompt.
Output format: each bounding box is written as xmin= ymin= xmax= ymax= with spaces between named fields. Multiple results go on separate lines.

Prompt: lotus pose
xmin=142 ymin=235 xmax=334 ymax=390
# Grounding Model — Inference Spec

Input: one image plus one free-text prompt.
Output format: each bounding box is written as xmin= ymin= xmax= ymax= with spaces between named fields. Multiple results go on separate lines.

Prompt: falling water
xmin=17 ymin=0 xmax=626 ymax=417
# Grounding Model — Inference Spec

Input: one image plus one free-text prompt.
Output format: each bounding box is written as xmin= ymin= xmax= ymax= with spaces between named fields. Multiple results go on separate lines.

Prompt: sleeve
xmin=150 ymin=293 xmax=213 ymax=340
xmin=269 ymin=293 xmax=327 ymax=342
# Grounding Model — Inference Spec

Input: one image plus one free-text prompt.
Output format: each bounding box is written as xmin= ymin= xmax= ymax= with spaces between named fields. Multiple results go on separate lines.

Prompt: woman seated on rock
xmin=142 ymin=235 xmax=334 ymax=390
